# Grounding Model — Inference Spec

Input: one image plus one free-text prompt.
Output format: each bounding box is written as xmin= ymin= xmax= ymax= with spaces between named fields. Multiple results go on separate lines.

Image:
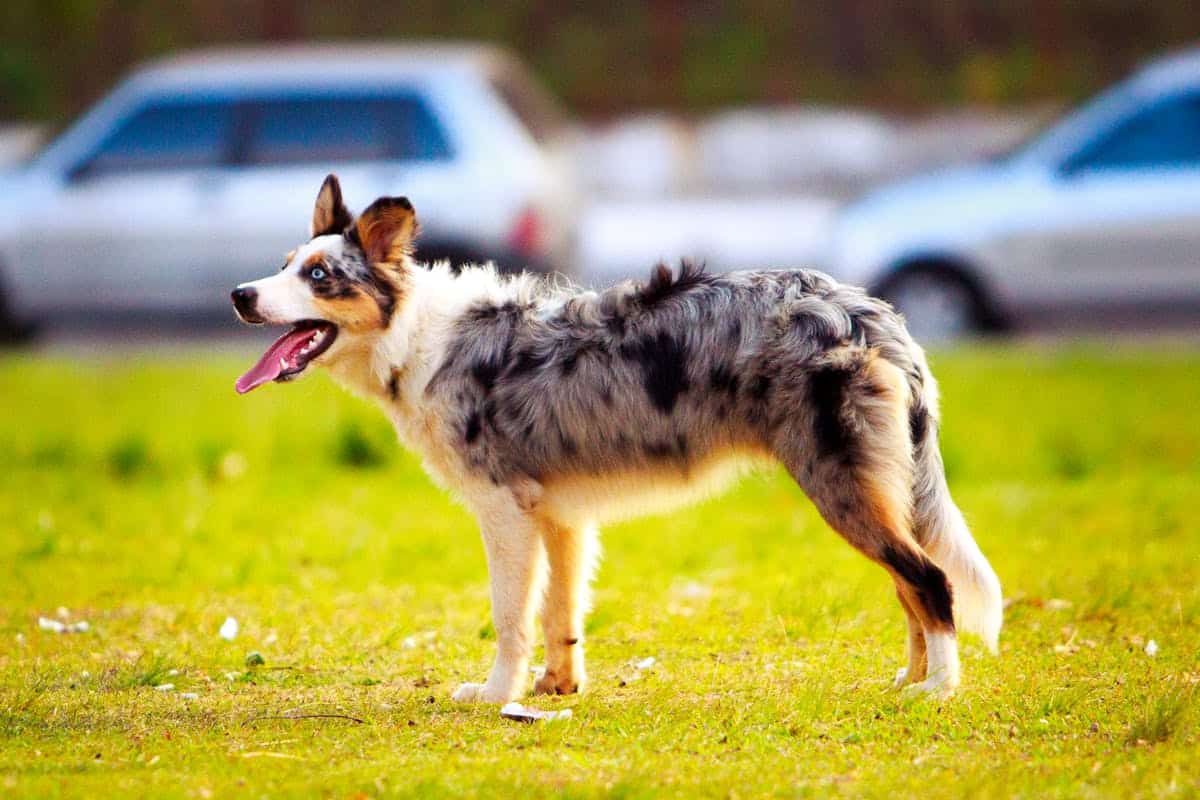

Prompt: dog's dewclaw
xmin=499 ymin=702 xmax=573 ymax=723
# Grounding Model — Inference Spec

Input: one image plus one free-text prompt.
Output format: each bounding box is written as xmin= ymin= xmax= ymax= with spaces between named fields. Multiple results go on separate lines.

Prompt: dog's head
xmin=231 ymin=174 xmax=417 ymax=394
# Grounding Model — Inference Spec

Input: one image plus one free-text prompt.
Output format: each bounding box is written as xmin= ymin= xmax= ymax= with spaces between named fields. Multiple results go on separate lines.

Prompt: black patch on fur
xmin=560 ymin=350 xmax=579 ymax=376
xmin=808 ymin=367 xmax=852 ymax=459
xmin=727 ymin=318 xmax=742 ymax=344
xmin=368 ymin=269 xmax=397 ymax=326
xmin=619 ymin=332 xmax=690 ymax=414
xmin=882 ymin=544 xmax=955 ymax=629
xmin=388 ymin=368 xmax=400 ymax=401
xmin=508 ymin=349 xmax=550 ymax=377
xmin=709 ymin=364 xmax=740 ymax=396
xmin=637 ymin=260 xmax=709 ymax=308
xmin=564 ymin=637 xmax=579 ymax=646
xmin=464 ymin=412 xmax=481 ymax=444
xmin=675 ymin=433 xmax=689 ymax=458
xmin=910 ymin=404 xmax=930 ymax=444
xmin=482 ymin=400 xmax=499 ymax=428
xmin=748 ymin=373 xmax=773 ymax=402
xmin=643 ymin=440 xmax=673 ymax=459
xmin=465 ymin=300 xmax=517 ymax=323
xmin=472 ymin=359 xmax=502 ymax=393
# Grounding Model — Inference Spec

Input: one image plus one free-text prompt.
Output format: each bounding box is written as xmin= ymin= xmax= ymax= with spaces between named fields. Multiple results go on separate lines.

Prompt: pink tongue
xmin=235 ymin=326 xmax=316 ymax=394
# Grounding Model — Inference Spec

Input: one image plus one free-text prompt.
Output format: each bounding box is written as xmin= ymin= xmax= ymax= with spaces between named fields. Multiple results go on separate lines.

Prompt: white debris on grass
xmin=401 ymin=631 xmax=437 ymax=649
xmin=677 ymin=581 xmax=713 ymax=600
xmin=218 ymin=616 xmax=239 ymax=641
xmin=634 ymin=656 xmax=656 ymax=671
xmin=154 ymin=683 xmax=175 ymax=692
xmin=179 ymin=692 xmax=199 ymax=700
xmin=500 ymin=702 xmax=573 ymax=723
xmin=1145 ymin=639 xmax=1159 ymax=657
xmin=38 ymin=616 xmax=89 ymax=633
xmin=1045 ymin=598 xmax=1073 ymax=611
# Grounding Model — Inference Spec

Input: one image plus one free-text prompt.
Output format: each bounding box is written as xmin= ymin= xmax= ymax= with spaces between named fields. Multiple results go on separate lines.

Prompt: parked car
xmin=824 ymin=48 xmax=1200 ymax=339
xmin=0 ymin=44 xmax=578 ymax=334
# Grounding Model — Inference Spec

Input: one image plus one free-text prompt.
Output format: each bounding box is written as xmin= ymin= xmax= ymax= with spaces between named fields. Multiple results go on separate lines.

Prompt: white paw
xmin=451 ymin=681 xmax=515 ymax=704
xmin=892 ymin=667 xmax=911 ymax=690
xmin=899 ymin=670 xmax=959 ymax=699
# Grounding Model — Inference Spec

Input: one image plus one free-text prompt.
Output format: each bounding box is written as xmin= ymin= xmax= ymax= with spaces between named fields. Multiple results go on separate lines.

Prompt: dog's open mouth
xmin=235 ymin=320 xmax=338 ymax=394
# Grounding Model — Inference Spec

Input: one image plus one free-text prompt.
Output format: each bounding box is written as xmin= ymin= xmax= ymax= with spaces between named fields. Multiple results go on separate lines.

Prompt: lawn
xmin=1 ymin=342 xmax=1198 ymax=798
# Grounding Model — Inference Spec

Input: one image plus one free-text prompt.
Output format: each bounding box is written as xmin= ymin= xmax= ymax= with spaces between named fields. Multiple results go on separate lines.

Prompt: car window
xmin=1069 ymin=93 xmax=1200 ymax=171
xmin=243 ymin=95 xmax=452 ymax=165
xmin=80 ymin=99 xmax=234 ymax=176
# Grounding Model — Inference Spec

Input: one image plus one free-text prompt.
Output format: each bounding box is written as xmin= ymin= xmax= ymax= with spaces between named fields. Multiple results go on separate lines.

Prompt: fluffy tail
xmin=908 ymin=373 xmax=1003 ymax=652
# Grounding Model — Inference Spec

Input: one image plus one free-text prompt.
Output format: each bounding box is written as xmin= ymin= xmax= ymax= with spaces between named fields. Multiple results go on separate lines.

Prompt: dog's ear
xmin=352 ymin=197 xmax=419 ymax=266
xmin=311 ymin=174 xmax=353 ymax=238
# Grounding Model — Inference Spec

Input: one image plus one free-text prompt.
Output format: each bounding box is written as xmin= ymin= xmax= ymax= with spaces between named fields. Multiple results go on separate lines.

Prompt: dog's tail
xmin=907 ymin=362 xmax=1003 ymax=653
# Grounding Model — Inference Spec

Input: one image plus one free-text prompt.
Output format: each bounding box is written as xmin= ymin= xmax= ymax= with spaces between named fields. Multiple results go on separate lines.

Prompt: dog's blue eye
xmin=310 ymin=267 xmax=326 ymax=280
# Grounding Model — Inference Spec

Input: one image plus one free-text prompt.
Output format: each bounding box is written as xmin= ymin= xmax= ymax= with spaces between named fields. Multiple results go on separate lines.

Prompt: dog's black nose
xmin=231 ymin=286 xmax=262 ymax=322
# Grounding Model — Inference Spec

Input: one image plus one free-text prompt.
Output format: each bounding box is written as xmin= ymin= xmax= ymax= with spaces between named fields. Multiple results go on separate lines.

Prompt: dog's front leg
xmin=452 ymin=493 xmax=546 ymax=704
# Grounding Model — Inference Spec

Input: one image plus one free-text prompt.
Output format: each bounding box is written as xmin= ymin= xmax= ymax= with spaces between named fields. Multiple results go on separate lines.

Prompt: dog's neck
xmin=322 ymin=261 xmax=514 ymax=415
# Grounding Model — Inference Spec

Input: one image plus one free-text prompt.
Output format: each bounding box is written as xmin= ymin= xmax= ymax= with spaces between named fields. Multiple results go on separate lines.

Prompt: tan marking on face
xmin=311 ymin=292 xmax=387 ymax=332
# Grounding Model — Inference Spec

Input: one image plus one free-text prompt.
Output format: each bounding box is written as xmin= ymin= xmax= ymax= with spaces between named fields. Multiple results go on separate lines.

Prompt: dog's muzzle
xmin=231 ymin=286 xmax=264 ymax=324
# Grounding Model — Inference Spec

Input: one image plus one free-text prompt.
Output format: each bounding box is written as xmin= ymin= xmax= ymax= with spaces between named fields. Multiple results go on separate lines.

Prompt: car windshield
xmin=999 ymin=81 xmax=1140 ymax=167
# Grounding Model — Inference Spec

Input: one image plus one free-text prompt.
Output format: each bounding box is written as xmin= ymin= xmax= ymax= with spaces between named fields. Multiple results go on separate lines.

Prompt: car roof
xmin=127 ymin=43 xmax=515 ymax=90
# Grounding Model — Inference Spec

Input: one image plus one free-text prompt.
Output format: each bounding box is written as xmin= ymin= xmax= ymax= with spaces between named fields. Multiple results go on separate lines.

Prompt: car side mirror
xmin=65 ymin=159 xmax=97 ymax=184
xmin=1055 ymin=158 xmax=1084 ymax=180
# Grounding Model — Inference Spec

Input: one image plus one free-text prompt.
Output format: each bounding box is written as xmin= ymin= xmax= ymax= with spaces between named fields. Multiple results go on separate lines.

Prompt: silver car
xmin=0 ymin=44 xmax=578 ymax=335
xmin=825 ymin=48 xmax=1200 ymax=339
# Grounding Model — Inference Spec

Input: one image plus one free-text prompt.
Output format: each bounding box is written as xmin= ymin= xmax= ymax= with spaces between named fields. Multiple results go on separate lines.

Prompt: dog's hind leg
xmin=452 ymin=488 xmax=548 ymax=704
xmin=534 ymin=519 xmax=598 ymax=695
xmin=893 ymin=589 xmax=928 ymax=687
xmin=778 ymin=353 xmax=960 ymax=696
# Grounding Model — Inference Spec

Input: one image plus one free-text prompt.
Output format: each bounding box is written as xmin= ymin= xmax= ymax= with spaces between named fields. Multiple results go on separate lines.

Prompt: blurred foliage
xmin=2 ymin=0 xmax=1200 ymax=122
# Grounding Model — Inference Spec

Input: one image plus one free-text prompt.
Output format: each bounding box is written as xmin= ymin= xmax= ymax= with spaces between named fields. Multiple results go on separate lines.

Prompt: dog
xmin=231 ymin=174 xmax=1002 ymax=702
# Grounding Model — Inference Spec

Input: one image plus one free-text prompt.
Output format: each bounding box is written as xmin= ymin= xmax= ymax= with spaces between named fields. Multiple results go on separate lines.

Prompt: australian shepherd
xmin=231 ymin=175 xmax=1002 ymax=703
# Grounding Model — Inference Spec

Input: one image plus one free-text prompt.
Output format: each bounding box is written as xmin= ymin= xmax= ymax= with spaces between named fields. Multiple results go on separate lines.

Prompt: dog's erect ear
xmin=311 ymin=174 xmax=354 ymax=238
xmin=352 ymin=197 xmax=419 ymax=266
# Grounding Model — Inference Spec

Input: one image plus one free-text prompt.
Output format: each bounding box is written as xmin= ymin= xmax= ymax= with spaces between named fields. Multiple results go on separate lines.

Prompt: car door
xmin=20 ymin=96 xmax=235 ymax=312
xmin=1007 ymin=92 xmax=1200 ymax=309
xmin=202 ymin=90 xmax=457 ymax=292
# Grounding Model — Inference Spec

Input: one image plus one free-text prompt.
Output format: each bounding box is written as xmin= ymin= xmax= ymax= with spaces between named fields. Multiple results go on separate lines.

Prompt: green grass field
xmin=1 ymin=343 xmax=1198 ymax=798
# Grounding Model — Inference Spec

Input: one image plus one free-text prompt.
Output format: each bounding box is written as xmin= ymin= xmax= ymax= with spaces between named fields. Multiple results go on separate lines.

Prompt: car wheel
xmin=877 ymin=266 xmax=984 ymax=343
xmin=0 ymin=266 xmax=36 ymax=345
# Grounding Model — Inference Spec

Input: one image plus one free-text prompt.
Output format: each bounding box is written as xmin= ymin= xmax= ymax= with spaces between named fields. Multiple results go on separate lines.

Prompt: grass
xmin=1 ymin=342 xmax=1198 ymax=798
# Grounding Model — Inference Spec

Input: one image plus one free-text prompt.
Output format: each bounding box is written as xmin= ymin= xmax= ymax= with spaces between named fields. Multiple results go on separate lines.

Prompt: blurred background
xmin=2 ymin=0 xmax=1200 ymax=342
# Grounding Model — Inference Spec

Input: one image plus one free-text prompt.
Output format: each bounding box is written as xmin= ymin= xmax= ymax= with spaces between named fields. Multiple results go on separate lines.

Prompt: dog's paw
xmin=898 ymin=672 xmax=959 ymax=700
xmin=451 ymin=681 xmax=515 ymax=704
xmin=891 ymin=665 xmax=930 ymax=689
xmin=533 ymin=669 xmax=581 ymax=696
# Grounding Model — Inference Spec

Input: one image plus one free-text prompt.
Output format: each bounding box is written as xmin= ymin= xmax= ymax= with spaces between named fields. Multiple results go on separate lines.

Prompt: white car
xmin=0 ymin=44 xmax=577 ymax=335
xmin=824 ymin=48 xmax=1200 ymax=339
